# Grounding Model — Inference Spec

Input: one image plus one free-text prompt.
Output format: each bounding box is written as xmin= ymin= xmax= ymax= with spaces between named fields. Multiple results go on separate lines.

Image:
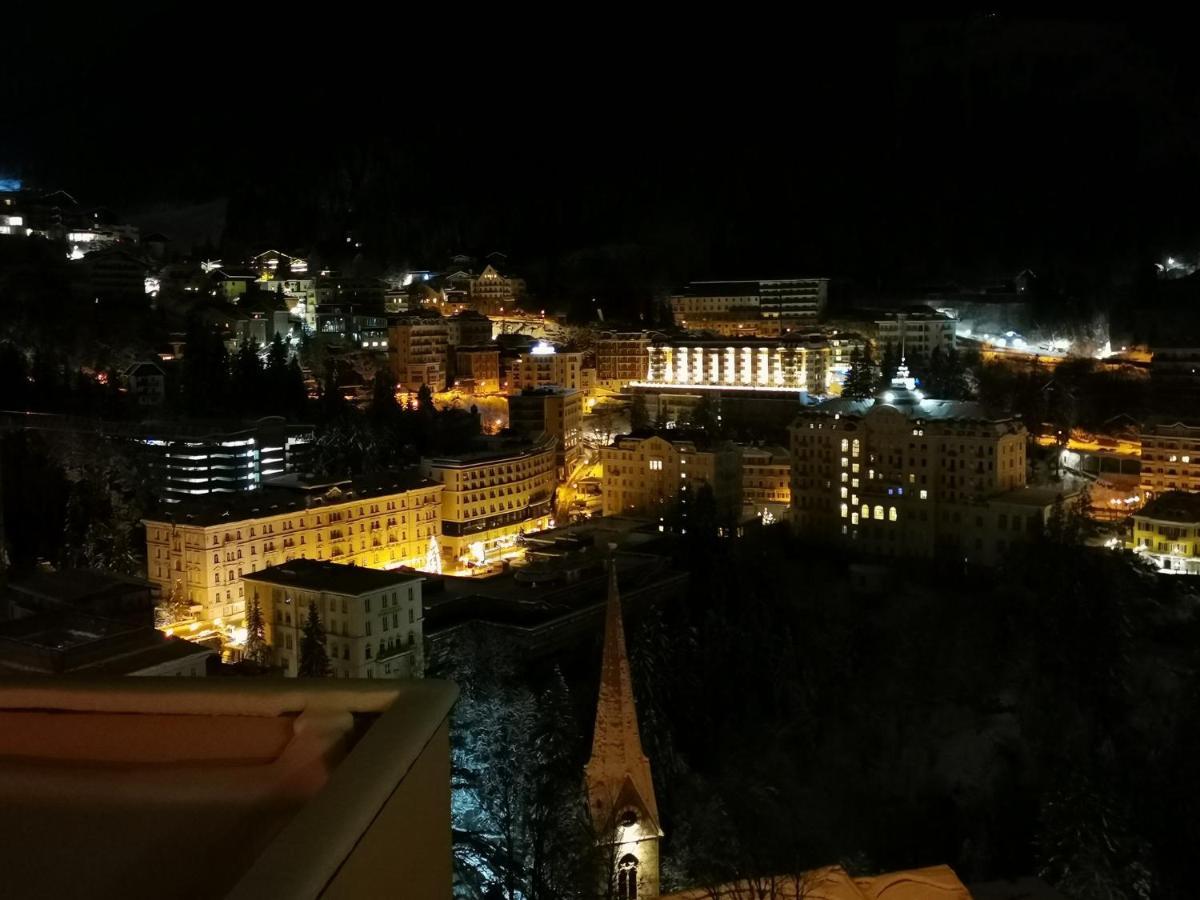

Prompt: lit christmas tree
xmin=424 ymin=534 xmax=442 ymax=575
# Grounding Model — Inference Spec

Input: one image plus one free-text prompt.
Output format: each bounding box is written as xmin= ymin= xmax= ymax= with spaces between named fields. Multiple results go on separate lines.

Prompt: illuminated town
xmin=2 ymin=16 xmax=1200 ymax=900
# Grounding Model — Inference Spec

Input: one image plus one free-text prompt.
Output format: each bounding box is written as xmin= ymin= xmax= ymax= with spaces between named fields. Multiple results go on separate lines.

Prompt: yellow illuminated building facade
xmin=1132 ymin=491 xmax=1200 ymax=574
xmin=790 ymin=367 xmax=1027 ymax=560
xmin=600 ymin=434 xmax=741 ymax=522
xmin=642 ymin=338 xmax=831 ymax=394
xmin=595 ymin=331 xmax=650 ymax=390
xmin=508 ymin=347 xmax=588 ymax=392
xmin=143 ymin=475 xmax=443 ymax=630
xmin=508 ymin=387 xmax=583 ymax=478
xmin=421 ymin=433 xmax=557 ymax=569
xmin=388 ymin=314 xmax=449 ymax=391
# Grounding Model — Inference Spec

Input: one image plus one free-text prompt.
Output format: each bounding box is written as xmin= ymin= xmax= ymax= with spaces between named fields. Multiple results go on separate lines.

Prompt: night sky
xmin=6 ymin=15 xmax=1199 ymax=301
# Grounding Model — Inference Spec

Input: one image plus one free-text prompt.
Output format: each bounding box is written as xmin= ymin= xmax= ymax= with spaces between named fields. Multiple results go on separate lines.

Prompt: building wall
xmin=790 ymin=405 xmax=1027 ymax=558
xmin=595 ymin=332 xmax=649 ymax=389
xmin=453 ymin=349 xmax=501 ymax=394
xmin=422 ymin=437 xmax=557 ymax=567
xmin=248 ymin=579 xmax=424 ymax=679
xmin=741 ymin=449 xmax=791 ymax=505
xmin=144 ymin=484 xmax=443 ymax=627
xmin=508 ymin=390 xmax=583 ymax=478
xmin=645 ymin=342 xmax=830 ymax=393
xmin=389 ymin=318 xmax=449 ymax=391
xmin=875 ymin=316 xmax=957 ymax=359
xmin=601 ymin=435 xmax=740 ymax=522
xmin=1133 ymin=513 xmax=1200 ymax=573
xmin=1140 ymin=422 xmax=1200 ymax=496
xmin=670 ymin=292 xmax=759 ymax=318
xmin=321 ymin=719 xmax=453 ymax=900
xmin=508 ymin=351 xmax=587 ymax=392
xmin=758 ymin=277 xmax=828 ymax=321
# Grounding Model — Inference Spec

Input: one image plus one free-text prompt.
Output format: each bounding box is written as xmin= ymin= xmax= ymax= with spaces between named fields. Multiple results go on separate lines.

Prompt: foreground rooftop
xmin=0 ymin=678 xmax=457 ymax=899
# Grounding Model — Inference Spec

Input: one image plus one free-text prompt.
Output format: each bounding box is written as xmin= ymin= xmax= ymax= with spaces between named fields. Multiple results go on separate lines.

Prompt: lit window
xmin=874 ymin=505 xmax=884 ymax=520
xmin=861 ymin=504 xmax=869 ymax=519
xmin=841 ymin=439 xmax=849 ymax=452
xmin=852 ymin=439 xmax=860 ymax=456
xmin=840 ymin=503 xmax=848 ymax=518
xmin=851 ymin=478 xmax=859 ymax=488
xmin=1184 ymin=456 xmax=1192 ymax=463
xmin=840 ymin=487 xmax=848 ymax=499
xmin=919 ymin=490 xmax=928 ymax=500
xmin=889 ymin=507 xmax=898 ymax=522
xmin=841 ymin=472 xmax=849 ymax=483
xmin=649 ymin=459 xmax=663 ymax=471
xmin=841 ymin=457 xmax=849 ymax=467
xmin=851 ymin=513 xmax=859 ymax=524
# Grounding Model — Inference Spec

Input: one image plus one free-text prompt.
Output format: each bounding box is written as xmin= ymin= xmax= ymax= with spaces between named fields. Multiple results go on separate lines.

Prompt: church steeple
xmin=585 ymin=551 xmax=661 ymax=899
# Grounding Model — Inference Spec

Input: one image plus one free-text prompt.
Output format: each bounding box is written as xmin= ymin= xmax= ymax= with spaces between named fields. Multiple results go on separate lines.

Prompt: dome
xmin=874 ymin=361 xmax=925 ymax=408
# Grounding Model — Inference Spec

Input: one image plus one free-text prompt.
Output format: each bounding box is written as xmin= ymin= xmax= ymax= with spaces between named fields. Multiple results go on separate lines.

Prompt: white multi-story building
xmin=875 ymin=310 xmax=957 ymax=360
xmin=243 ymin=560 xmax=425 ymax=679
xmin=507 ymin=343 xmax=587 ymax=392
xmin=641 ymin=337 xmax=831 ymax=394
xmin=671 ymin=277 xmax=829 ymax=325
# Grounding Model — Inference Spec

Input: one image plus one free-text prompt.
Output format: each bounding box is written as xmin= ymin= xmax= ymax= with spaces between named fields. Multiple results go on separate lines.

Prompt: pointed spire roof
xmin=584 ymin=553 xmax=661 ymax=836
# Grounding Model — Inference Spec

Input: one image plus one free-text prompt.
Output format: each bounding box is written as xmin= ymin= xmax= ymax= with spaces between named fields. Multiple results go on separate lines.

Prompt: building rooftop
xmin=422 ymin=550 xmax=682 ymax=637
xmin=1138 ymin=490 xmax=1200 ymax=522
xmin=243 ymin=560 xmax=423 ymax=596
xmin=673 ymin=280 xmax=760 ymax=297
xmin=512 ymin=386 xmax=581 ymax=398
xmin=803 ymin=395 xmax=1006 ymax=423
xmin=990 ymin=485 xmax=1078 ymax=508
xmin=423 ymin=431 xmax=554 ymax=467
xmin=144 ymin=468 xmax=438 ymax=527
xmin=7 ymin=568 xmax=152 ymax=606
xmin=652 ymin=334 xmax=830 ymax=348
xmin=740 ymin=443 xmax=790 ymax=462
xmin=0 ymin=611 xmax=212 ymax=677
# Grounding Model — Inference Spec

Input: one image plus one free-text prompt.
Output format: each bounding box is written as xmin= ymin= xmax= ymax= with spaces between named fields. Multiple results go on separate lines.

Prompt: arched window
xmin=617 ymin=854 xmax=639 ymax=899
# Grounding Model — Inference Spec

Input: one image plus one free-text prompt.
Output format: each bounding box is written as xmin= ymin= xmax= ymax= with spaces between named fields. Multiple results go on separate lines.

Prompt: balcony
xmin=0 ymin=679 xmax=457 ymax=900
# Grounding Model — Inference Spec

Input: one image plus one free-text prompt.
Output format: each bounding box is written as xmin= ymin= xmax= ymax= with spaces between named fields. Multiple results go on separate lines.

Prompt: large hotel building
xmin=790 ymin=366 xmax=1041 ymax=562
xmin=641 ymin=335 xmax=831 ymax=394
xmin=143 ymin=471 xmax=443 ymax=628
xmin=421 ymin=433 xmax=557 ymax=569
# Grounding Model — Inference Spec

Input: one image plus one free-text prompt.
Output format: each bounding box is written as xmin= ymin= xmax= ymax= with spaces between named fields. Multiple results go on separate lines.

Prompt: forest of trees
xmin=441 ymin=521 xmax=1195 ymax=899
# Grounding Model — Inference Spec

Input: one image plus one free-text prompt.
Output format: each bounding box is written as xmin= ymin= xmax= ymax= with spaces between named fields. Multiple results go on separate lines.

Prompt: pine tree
xmin=630 ymin=393 xmax=650 ymax=430
xmin=842 ymin=345 xmax=877 ymax=400
xmin=371 ymin=369 xmax=399 ymax=421
xmin=285 ymin=357 xmax=308 ymax=416
xmin=244 ymin=596 xmax=268 ymax=665
xmin=298 ymin=601 xmax=331 ymax=677
xmin=159 ymin=579 xmax=190 ymax=627
xmin=233 ymin=338 xmax=263 ymax=413
xmin=879 ymin=343 xmax=901 ymax=391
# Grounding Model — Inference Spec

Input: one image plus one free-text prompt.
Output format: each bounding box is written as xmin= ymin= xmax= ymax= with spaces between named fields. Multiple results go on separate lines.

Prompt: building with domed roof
xmin=789 ymin=363 xmax=1051 ymax=562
